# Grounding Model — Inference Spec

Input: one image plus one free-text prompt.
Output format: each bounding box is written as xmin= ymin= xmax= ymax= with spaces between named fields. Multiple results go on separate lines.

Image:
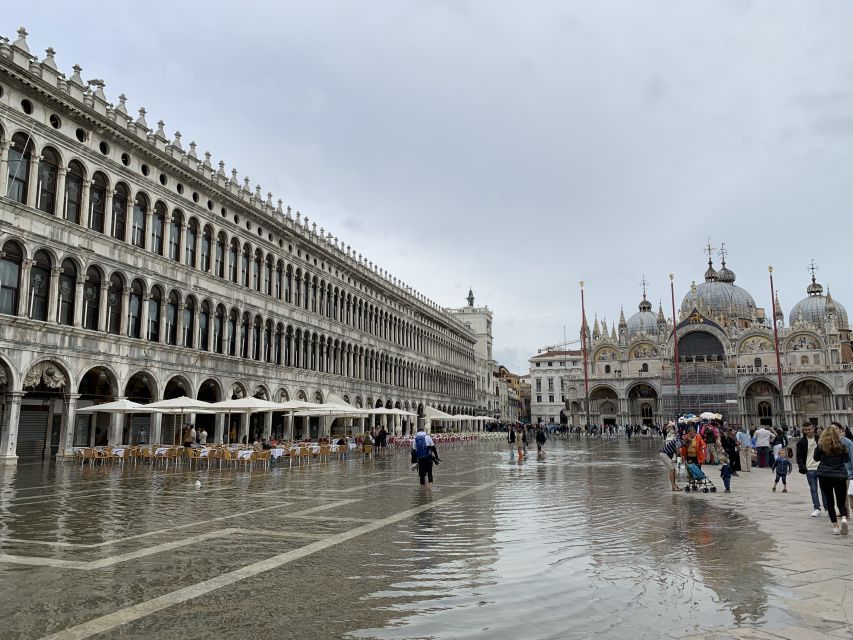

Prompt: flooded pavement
xmin=0 ymin=438 xmax=802 ymax=639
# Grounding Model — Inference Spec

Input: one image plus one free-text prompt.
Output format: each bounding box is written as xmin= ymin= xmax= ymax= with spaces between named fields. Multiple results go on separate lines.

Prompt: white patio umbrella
xmin=75 ymin=399 xmax=150 ymax=413
xmin=208 ymin=397 xmax=283 ymax=445
xmin=145 ymin=396 xmax=217 ymax=414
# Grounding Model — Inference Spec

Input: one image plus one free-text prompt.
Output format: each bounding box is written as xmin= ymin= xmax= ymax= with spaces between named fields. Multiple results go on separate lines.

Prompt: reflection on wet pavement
xmin=0 ymin=439 xmax=796 ymax=639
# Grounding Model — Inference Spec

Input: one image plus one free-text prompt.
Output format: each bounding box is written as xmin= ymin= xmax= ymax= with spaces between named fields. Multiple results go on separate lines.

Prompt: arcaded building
xmin=0 ymin=28 xmax=477 ymax=463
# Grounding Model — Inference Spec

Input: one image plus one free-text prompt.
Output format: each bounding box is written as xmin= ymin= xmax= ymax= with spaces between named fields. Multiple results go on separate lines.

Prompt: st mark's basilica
xmin=564 ymin=248 xmax=853 ymax=430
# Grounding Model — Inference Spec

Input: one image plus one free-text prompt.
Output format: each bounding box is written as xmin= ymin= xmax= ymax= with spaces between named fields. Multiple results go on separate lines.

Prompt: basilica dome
xmin=680 ymin=259 xmax=757 ymax=323
xmin=790 ymin=277 xmax=849 ymax=330
xmin=626 ymin=297 xmax=658 ymax=337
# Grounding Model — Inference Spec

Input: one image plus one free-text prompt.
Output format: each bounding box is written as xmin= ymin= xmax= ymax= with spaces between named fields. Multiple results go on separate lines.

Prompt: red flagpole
xmin=769 ymin=267 xmax=784 ymax=393
xmin=670 ymin=274 xmax=681 ymax=417
xmin=580 ymin=281 xmax=590 ymax=426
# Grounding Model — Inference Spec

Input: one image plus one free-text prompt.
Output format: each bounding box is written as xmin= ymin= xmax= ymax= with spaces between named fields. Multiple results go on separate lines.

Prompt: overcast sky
xmin=7 ymin=2 xmax=853 ymax=373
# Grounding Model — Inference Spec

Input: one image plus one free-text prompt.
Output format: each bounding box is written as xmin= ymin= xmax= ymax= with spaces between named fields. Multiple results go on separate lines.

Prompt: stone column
xmin=47 ymin=266 xmax=61 ymax=324
xmin=80 ymin=179 xmax=92 ymax=229
xmin=104 ymin=190 xmax=114 ymax=236
xmin=55 ymin=166 xmax=67 ymax=219
xmin=175 ymin=303 xmax=185 ymax=347
xmin=123 ymin=197 xmax=132 ymax=244
xmin=120 ymin=287 xmax=130 ymax=336
xmin=144 ymin=208 xmax=153 ymax=251
xmin=0 ymin=392 xmax=23 ymax=464
xmin=74 ymin=274 xmax=85 ymax=327
xmin=287 ymin=412 xmax=294 ymax=441
xmin=263 ymin=411 xmax=272 ymax=439
xmin=151 ymin=412 xmax=162 ymax=445
xmin=193 ymin=309 xmax=201 ymax=351
xmin=58 ymin=393 xmax=79 ymax=456
xmin=98 ymin=282 xmax=108 ymax=332
xmin=140 ymin=294 xmax=150 ymax=340
xmin=214 ymin=413 xmax=225 ymax=444
xmin=18 ymin=259 xmax=32 ymax=317
xmin=26 ymin=153 xmax=39 ymax=207
xmin=0 ymin=141 xmax=10 ymax=197
xmin=239 ymin=413 xmax=248 ymax=444
xmin=158 ymin=300 xmax=168 ymax=344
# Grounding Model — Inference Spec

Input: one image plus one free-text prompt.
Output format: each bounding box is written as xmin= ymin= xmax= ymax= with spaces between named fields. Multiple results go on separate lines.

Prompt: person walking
xmin=796 ymin=423 xmax=827 ymax=517
xmin=814 ymin=425 xmax=850 ymax=535
xmin=535 ymin=427 xmax=547 ymax=454
xmin=375 ymin=426 xmax=388 ymax=456
xmin=753 ymin=425 xmax=774 ymax=468
xmin=772 ymin=448 xmax=792 ymax=492
xmin=515 ymin=426 xmax=525 ymax=463
xmin=830 ymin=422 xmax=853 ymax=517
xmin=736 ymin=426 xmax=753 ymax=472
xmin=411 ymin=428 xmax=439 ymax=489
xmin=719 ymin=455 xmax=732 ymax=493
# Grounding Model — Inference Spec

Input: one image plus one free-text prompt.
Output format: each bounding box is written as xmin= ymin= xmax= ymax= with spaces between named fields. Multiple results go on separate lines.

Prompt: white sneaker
xmin=833 ymin=526 xmax=840 ymax=536
xmin=841 ymin=518 xmax=849 ymax=536
xmin=811 ymin=509 xmax=821 ymax=517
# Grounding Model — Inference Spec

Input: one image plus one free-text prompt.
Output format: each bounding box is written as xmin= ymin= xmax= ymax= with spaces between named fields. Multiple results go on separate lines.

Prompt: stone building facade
xmin=560 ymin=251 xmax=853 ymax=429
xmin=0 ymin=28 xmax=477 ymax=464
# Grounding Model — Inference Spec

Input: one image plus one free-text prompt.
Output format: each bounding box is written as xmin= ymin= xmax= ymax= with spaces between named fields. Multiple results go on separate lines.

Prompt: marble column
xmin=25 ymin=152 xmax=39 ymax=207
xmin=55 ymin=166 xmax=67 ymax=219
xmin=18 ymin=259 xmax=32 ymax=317
xmin=46 ymin=267 xmax=61 ymax=324
xmin=120 ymin=287 xmax=130 ymax=336
xmin=263 ymin=412 xmax=272 ymax=439
xmin=0 ymin=392 xmax=23 ymax=464
xmin=80 ymin=179 xmax=92 ymax=229
xmin=175 ymin=303 xmax=185 ymax=347
xmin=58 ymin=393 xmax=79 ymax=455
xmin=0 ymin=141 xmax=10 ymax=197
xmin=73 ymin=274 xmax=85 ymax=327
xmin=105 ymin=190 xmax=115 ymax=237
xmin=151 ymin=412 xmax=162 ymax=445
xmin=214 ymin=413 xmax=225 ymax=444
xmin=140 ymin=294 xmax=150 ymax=340
xmin=97 ymin=282 xmax=108 ymax=331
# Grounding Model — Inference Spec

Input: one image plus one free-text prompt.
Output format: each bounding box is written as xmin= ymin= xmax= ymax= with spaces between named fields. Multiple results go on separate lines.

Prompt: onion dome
xmin=790 ymin=273 xmax=849 ymax=330
xmin=680 ymin=255 xmax=757 ymax=323
xmin=627 ymin=294 xmax=658 ymax=337
xmin=717 ymin=258 xmax=736 ymax=284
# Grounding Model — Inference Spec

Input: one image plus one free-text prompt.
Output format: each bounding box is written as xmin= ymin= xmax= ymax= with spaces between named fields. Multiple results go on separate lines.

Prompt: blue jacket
xmin=842 ymin=436 xmax=853 ymax=478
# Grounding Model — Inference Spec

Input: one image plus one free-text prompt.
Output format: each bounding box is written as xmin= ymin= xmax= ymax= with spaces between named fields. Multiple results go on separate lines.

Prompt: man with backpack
xmin=412 ymin=427 xmax=440 ymax=488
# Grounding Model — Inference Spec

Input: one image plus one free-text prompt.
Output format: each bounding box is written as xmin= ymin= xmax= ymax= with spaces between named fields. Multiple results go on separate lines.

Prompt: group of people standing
xmin=795 ymin=421 xmax=853 ymax=535
xmin=508 ymin=425 xmax=548 ymax=461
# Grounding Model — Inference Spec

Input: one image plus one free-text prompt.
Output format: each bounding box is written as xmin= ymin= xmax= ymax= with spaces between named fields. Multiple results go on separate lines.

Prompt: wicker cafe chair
xmin=318 ymin=444 xmax=331 ymax=463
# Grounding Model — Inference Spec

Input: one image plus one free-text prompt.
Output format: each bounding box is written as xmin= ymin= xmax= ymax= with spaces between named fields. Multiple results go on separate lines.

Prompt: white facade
xmin=528 ymin=350 xmax=584 ymax=424
xmin=0 ymin=28 xmax=480 ymax=464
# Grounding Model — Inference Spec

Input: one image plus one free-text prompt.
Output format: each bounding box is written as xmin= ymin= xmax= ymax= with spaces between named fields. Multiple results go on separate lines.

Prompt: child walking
xmin=772 ymin=448 xmax=792 ymax=492
xmin=720 ymin=455 xmax=732 ymax=493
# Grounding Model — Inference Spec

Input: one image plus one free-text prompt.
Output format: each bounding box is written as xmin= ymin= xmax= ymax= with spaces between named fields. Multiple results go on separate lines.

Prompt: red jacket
xmin=681 ymin=434 xmax=707 ymax=465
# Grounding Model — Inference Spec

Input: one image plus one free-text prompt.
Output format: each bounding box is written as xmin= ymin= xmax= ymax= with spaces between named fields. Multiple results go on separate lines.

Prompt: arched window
xmin=303 ymin=274 xmax=310 ymax=310
xmin=285 ymin=266 xmax=293 ymax=303
xmin=253 ymin=316 xmax=262 ymax=360
xmin=604 ymin=365 xmax=611 ymax=374
xmin=132 ymin=193 xmax=148 ymax=248
xmin=64 ymin=161 xmax=85 ymax=224
xmin=215 ymin=233 xmax=226 ymax=278
xmin=240 ymin=313 xmax=250 ymax=358
xmin=227 ymin=309 xmax=238 ymax=356
xmin=640 ymin=362 xmax=649 ymax=373
xmin=36 ymin=147 xmax=59 ymax=215
xmin=58 ymin=259 xmax=77 ymax=326
xmin=165 ymin=291 xmax=179 ymax=345
xmin=185 ymin=219 xmax=198 ymax=267
xmin=275 ymin=323 xmax=283 ymax=365
xmin=26 ymin=249 xmax=51 ymax=321
xmin=253 ymin=250 xmax=263 ymax=291
xmin=229 ymin=239 xmax=239 ymax=282
xmin=183 ymin=297 xmax=195 ymax=348
xmin=6 ymin=133 xmax=33 ymax=204
xmin=294 ymin=269 xmax=302 ymax=306
xmin=758 ymin=401 xmax=772 ymax=418
xmin=213 ymin=304 xmax=225 ymax=353
xmin=151 ymin=202 xmax=166 ymax=256
xmin=754 ymin=357 xmax=762 ymax=369
xmin=275 ymin=261 xmax=283 ymax=299
xmin=83 ymin=266 xmax=101 ymax=330
xmin=241 ymin=245 xmax=251 ymax=287
xmin=311 ymin=278 xmax=318 ymax=312
xmin=800 ymin=355 xmax=809 ymax=366
xmin=168 ymin=211 xmax=183 ymax=262
xmin=90 ymin=172 xmax=108 ymax=233
xmin=201 ymin=226 xmax=212 ymax=272
xmin=112 ymin=183 xmax=128 ymax=241
xmin=264 ymin=256 xmax=273 ymax=296
xmin=107 ymin=273 xmax=122 ymax=334
xmin=128 ymin=279 xmax=143 ymax=338
xmin=148 ymin=287 xmax=162 ymax=341
xmin=199 ymin=301 xmax=210 ymax=351
xmin=285 ymin=327 xmax=293 ymax=366
xmin=264 ymin=319 xmax=272 ymax=362
xmin=0 ymin=241 xmax=22 ymax=315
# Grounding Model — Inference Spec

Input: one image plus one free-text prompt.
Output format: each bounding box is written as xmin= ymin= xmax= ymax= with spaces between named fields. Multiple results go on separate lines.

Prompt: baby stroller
xmin=684 ymin=463 xmax=717 ymax=493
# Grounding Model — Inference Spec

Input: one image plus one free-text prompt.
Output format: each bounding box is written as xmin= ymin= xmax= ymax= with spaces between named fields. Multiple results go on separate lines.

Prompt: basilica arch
xmin=626 ymin=382 xmax=659 ymax=425
xmin=789 ymin=378 xmax=833 ymax=426
xmin=743 ymin=379 xmax=780 ymax=428
xmin=589 ymin=385 xmax=618 ymax=426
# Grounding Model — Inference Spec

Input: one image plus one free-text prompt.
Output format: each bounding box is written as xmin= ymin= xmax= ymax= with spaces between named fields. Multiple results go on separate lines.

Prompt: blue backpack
xmin=415 ymin=433 xmax=428 ymax=459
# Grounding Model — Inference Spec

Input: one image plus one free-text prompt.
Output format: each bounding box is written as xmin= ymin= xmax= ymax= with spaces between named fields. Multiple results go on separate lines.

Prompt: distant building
xmin=528 ymin=350 xmax=583 ymax=424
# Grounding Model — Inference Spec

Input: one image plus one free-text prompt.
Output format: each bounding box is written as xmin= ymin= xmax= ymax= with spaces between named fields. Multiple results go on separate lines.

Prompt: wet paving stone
xmin=0 ymin=438 xmax=833 ymax=639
